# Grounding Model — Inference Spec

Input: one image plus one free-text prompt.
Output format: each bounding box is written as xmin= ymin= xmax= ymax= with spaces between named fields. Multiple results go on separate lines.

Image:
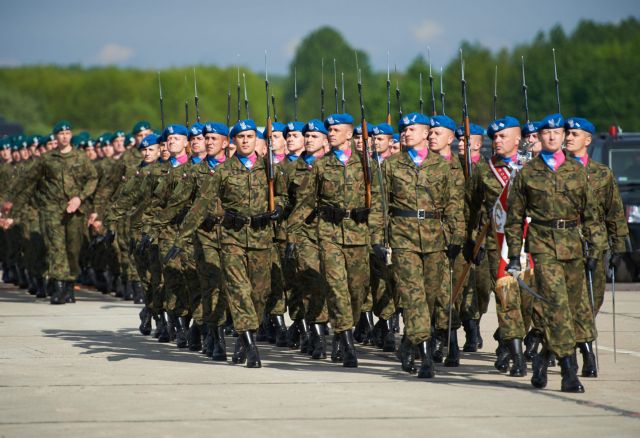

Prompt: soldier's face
xmin=373 ymin=135 xmax=391 ymax=155
xmin=304 ymin=132 xmax=327 ymax=155
xmin=204 ymin=133 xmax=227 ymax=157
xmin=286 ymin=131 xmax=305 ymax=155
xmin=190 ymin=134 xmax=206 ymax=154
xmin=95 ymin=147 xmax=104 ymax=158
xmin=167 ymin=134 xmax=188 ymax=155
xmin=12 ymin=151 xmax=20 ymax=161
xmin=55 ymin=129 xmax=72 ymax=148
xmin=255 ymin=138 xmax=267 ymax=157
xmin=427 ymin=127 xmax=453 ymax=153
xmin=85 ymin=147 xmax=97 ymax=161
xmin=493 ymin=127 xmax=520 ymax=157
xmin=135 ymin=129 xmax=152 ymax=146
xmin=112 ymin=137 xmax=126 ymax=153
xmin=1 ymin=149 xmax=12 ymax=161
xmin=564 ymin=129 xmax=591 ymax=155
xmin=403 ymin=125 xmax=428 ymax=148
xmin=389 ymin=141 xmax=401 ymax=155
xmin=271 ymin=131 xmax=286 ymax=154
xmin=327 ymin=124 xmax=353 ymax=149
xmin=525 ymin=132 xmax=541 ymax=155
xmin=160 ymin=143 xmax=171 ymax=160
xmin=142 ymin=144 xmax=160 ymax=163
xmin=539 ymin=128 xmax=565 ymax=152
xmin=234 ymin=131 xmax=257 ymax=156
xmin=102 ymin=144 xmax=114 ymax=158
xmin=19 ymin=148 xmax=30 ymax=160
xmin=46 ymin=140 xmax=57 ymax=150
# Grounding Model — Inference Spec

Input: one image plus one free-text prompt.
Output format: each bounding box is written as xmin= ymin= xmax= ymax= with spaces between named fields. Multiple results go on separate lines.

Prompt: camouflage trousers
xmin=362 ymin=252 xmax=396 ymax=321
xmin=23 ymin=216 xmax=46 ymax=278
xmin=532 ymin=254 xmax=596 ymax=358
xmin=266 ymin=242 xmax=288 ymax=317
xmin=133 ymin=242 xmax=163 ymax=314
xmin=116 ymin=218 xmax=139 ymax=282
xmin=393 ymin=249 xmax=450 ymax=345
xmin=221 ymin=244 xmax=271 ymax=333
xmin=521 ymin=267 xmax=545 ymax=334
xmin=487 ymin=250 xmax=526 ymax=341
xmin=291 ymin=240 xmax=329 ymax=324
xmin=319 ymin=241 xmax=369 ymax=333
xmin=159 ymin=235 xmax=199 ymax=318
xmin=592 ymin=253 xmax=608 ymax=314
xmin=456 ymin=254 xmax=492 ymax=322
xmin=39 ymin=210 xmax=84 ymax=281
xmin=192 ymin=233 xmax=226 ymax=328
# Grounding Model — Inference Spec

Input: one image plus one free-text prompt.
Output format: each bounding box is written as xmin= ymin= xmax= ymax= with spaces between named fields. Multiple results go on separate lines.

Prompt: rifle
xmin=184 ymin=75 xmax=190 ymax=128
xmin=355 ymin=54 xmax=372 ymax=210
xmin=226 ymin=84 xmax=231 ymax=157
xmin=428 ymin=47 xmax=436 ymax=115
xmin=460 ymin=49 xmax=472 ymax=180
xmin=193 ymin=67 xmax=200 ymax=123
xmin=293 ymin=66 xmax=298 ymax=121
xmin=333 ymin=58 xmax=339 ymax=113
xmin=395 ymin=64 xmax=403 ymax=119
xmin=320 ymin=58 xmax=325 ymax=120
xmin=440 ymin=66 xmax=446 ymax=116
xmin=521 ymin=56 xmax=530 ymax=123
xmin=265 ymin=51 xmax=275 ymax=211
xmin=553 ymin=48 xmax=561 ymax=113
xmin=157 ymin=72 xmax=165 ymax=131
xmin=271 ymin=95 xmax=278 ymax=122
xmin=341 ymin=72 xmax=346 ymax=113
xmin=386 ymin=51 xmax=391 ymax=125
xmin=236 ymin=63 xmax=241 ymax=122
xmin=419 ymin=72 xmax=424 ymax=114
xmin=493 ymin=65 xmax=498 ymax=120
xmin=243 ymin=73 xmax=250 ymax=119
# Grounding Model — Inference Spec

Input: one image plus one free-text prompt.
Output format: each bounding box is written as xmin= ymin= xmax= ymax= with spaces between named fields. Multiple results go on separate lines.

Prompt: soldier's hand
xmin=270 ymin=205 xmax=284 ymax=221
xmin=372 ymin=244 xmax=388 ymax=263
xmin=163 ymin=245 xmax=181 ymax=265
xmin=103 ymin=229 xmax=115 ymax=245
xmin=66 ymin=196 xmax=82 ymax=214
xmin=285 ymin=243 xmax=296 ymax=260
xmin=446 ymin=244 xmax=461 ymax=262
xmin=506 ymin=256 xmax=521 ymax=276
xmin=136 ymin=233 xmax=153 ymax=255
xmin=609 ymin=252 xmax=622 ymax=272
xmin=474 ymin=246 xmax=486 ymax=265
xmin=586 ymin=257 xmax=598 ymax=271
xmin=2 ymin=201 xmax=13 ymax=213
xmin=462 ymin=240 xmax=475 ymax=263
xmin=351 ymin=207 xmax=370 ymax=224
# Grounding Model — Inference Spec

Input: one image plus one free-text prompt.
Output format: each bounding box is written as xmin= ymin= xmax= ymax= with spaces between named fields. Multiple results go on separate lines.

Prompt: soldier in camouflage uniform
xmin=170 ymin=119 xmax=286 ymax=368
xmin=564 ymin=116 xmax=629 ymax=378
xmin=9 ymin=120 xmax=98 ymax=304
xmin=506 ymin=113 xmax=603 ymax=393
xmin=384 ymin=113 xmax=464 ymax=378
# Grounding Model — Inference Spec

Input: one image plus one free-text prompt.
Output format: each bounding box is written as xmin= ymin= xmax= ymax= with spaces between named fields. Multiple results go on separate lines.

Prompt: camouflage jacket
xmin=12 ymin=148 xmax=97 ymax=214
xmin=505 ymin=153 xmax=604 ymax=260
xmin=92 ymin=157 xmax=125 ymax=218
xmin=383 ymin=149 xmax=464 ymax=253
xmin=177 ymin=153 xmax=286 ymax=250
xmin=286 ymin=155 xmax=322 ymax=244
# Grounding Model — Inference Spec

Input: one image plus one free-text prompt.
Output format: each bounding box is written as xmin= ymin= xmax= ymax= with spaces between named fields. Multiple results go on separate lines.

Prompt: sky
xmin=1 ymin=0 xmax=638 ymax=74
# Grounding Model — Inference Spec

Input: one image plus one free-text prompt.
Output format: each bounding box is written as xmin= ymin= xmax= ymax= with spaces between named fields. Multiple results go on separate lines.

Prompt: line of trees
xmin=1 ymin=17 xmax=638 ymax=135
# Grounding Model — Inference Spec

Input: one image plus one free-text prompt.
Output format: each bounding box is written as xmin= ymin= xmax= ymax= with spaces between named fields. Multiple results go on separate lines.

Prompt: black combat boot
xmin=16 ymin=264 xmax=28 ymax=289
xmin=256 ymin=317 xmax=270 ymax=342
xmin=381 ymin=318 xmax=396 ymax=352
xmin=508 ymin=338 xmax=527 ymax=377
xmin=212 ymin=326 xmax=227 ymax=361
xmin=156 ymin=313 xmax=169 ymax=341
xmin=444 ymin=330 xmax=460 ymax=367
xmin=231 ymin=336 xmax=246 ymax=364
xmin=86 ymin=268 xmax=97 ymax=287
xmin=223 ymin=313 xmax=235 ymax=336
xmin=431 ymin=330 xmax=444 ymax=363
xmin=577 ymin=342 xmax=598 ymax=378
xmin=547 ymin=352 xmax=557 ymax=367
xmin=64 ymin=281 xmax=76 ymax=303
xmin=391 ymin=309 xmax=401 ymax=333
xmin=50 ymin=280 xmax=65 ymax=305
xmin=113 ymin=275 xmax=124 ymax=297
xmin=243 ymin=331 xmax=262 ymax=368
xmin=138 ymin=308 xmax=152 ymax=336
xmin=103 ymin=271 xmax=114 ymax=295
xmin=28 ymin=275 xmax=37 ymax=295
xmin=353 ymin=312 xmax=369 ymax=343
xmin=341 ymin=330 xmax=358 ymax=368
xmin=188 ymin=323 xmax=203 ymax=352
xmin=132 ymin=281 xmax=145 ymax=305
xmin=151 ymin=314 xmax=162 ymax=338
xmin=35 ymin=277 xmax=47 ymax=298
xmin=560 ymin=355 xmax=585 ymax=393
xmin=202 ymin=324 xmax=213 ymax=356
xmin=362 ymin=311 xmax=375 ymax=345
xmin=462 ymin=319 xmax=479 ymax=352
xmin=494 ymin=341 xmax=510 ymax=373
xmin=273 ymin=315 xmax=288 ymax=347
xmin=524 ymin=330 xmax=542 ymax=362
xmin=531 ymin=349 xmax=549 ymax=389
xmin=417 ymin=340 xmax=435 ymax=378
xmin=123 ymin=281 xmax=134 ymax=301
xmin=299 ymin=319 xmax=310 ymax=354
xmin=400 ymin=336 xmax=416 ymax=374
xmin=476 ymin=320 xmax=484 ymax=349
xmin=175 ymin=316 xmax=189 ymax=348
xmin=310 ymin=324 xmax=327 ymax=359
xmin=330 ymin=333 xmax=343 ymax=362
xmin=286 ymin=320 xmax=301 ymax=349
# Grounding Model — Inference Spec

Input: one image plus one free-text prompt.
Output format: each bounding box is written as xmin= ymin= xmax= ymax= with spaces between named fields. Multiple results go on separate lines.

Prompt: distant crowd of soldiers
xmin=0 ymin=108 xmax=629 ymax=393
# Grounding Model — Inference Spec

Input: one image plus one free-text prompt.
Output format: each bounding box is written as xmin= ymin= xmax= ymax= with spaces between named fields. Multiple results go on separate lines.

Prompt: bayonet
xmin=521 ymin=56 xmax=530 ymax=123
xmin=428 ymin=47 xmax=436 ymax=115
xmin=243 ymin=72 xmax=250 ymax=119
xmin=157 ymin=71 xmax=165 ymax=130
xmin=193 ymin=67 xmax=200 ymax=123
xmin=553 ymin=48 xmax=561 ymax=113
xmin=440 ymin=66 xmax=446 ymax=116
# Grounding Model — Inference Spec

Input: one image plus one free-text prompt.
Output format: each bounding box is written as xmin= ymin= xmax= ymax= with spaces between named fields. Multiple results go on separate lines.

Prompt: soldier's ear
xmin=585 ymin=134 xmax=592 ymax=147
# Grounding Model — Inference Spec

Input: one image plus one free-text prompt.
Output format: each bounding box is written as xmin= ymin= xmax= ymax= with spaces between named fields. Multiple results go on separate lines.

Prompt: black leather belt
xmin=390 ymin=207 xmax=441 ymax=220
xmin=530 ymin=218 xmax=580 ymax=229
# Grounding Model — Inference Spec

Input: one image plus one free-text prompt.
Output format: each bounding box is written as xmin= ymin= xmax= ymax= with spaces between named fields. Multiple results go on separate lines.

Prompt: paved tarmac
xmin=0 ymin=282 xmax=639 ymax=437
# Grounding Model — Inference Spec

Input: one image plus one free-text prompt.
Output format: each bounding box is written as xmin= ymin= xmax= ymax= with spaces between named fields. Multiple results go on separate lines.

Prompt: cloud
xmin=0 ymin=58 xmax=20 ymax=67
xmin=411 ymin=19 xmax=444 ymax=43
xmin=283 ymin=37 xmax=301 ymax=57
xmin=91 ymin=43 xmax=135 ymax=65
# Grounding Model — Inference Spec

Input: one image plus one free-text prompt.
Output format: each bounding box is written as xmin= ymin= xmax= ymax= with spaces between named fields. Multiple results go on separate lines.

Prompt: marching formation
xmin=0 ymin=50 xmax=630 ymax=394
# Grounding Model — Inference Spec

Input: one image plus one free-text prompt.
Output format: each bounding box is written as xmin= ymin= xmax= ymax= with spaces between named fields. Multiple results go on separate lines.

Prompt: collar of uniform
xmin=398 ymin=147 xmax=439 ymax=168
xmin=232 ymin=152 xmax=265 ymax=171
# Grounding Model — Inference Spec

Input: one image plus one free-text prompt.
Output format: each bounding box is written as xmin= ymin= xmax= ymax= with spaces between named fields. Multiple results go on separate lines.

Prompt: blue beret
xmin=256 ymin=127 xmax=265 ymax=140
xmin=429 ymin=115 xmax=457 ymax=132
xmin=165 ymin=124 xmax=189 ymax=137
xmin=487 ymin=116 xmax=521 ymax=139
xmin=132 ymin=120 xmax=152 ymax=134
xmin=302 ymin=119 xmax=328 ymax=136
xmin=139 ymin=133 xmax=160 ymax=149
xmin=284 ymin=121 xmax=305 ymax=137
xmin=372 ymin=123 xmax=394 ymax=136
xmin=521 ymin=121 xmax=541 ymax=136
xmin=230 ymin=119 xmax=257 ymax=139
xmin=271 ymin=122 xmax=287 ymax=133
xmin=539 ymin=113 xmax=565 ymax=130
xmin=398 ymin=112 xmax=430 ymax=132
xmin=354 ymin=124 xmax=374 ymax=136
xmin=455 ymin=123 xmax=485 ymax=139
xmin=203 ymin=121 xmax=229 ymax=137
xmin=324 ymin=113 xmax=354 ymax=128
xmin=188 ymin=122 xmax=204 ymax=139
xmin=392 ymin=133 xmax=400 ymax=143
xmin=565 ymin=117 xmax=595 ymax=135
xmin=53 ymin=120 xmax=72 ymax=133
xmin=158 ymin=130 xmax=167 ymax=143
